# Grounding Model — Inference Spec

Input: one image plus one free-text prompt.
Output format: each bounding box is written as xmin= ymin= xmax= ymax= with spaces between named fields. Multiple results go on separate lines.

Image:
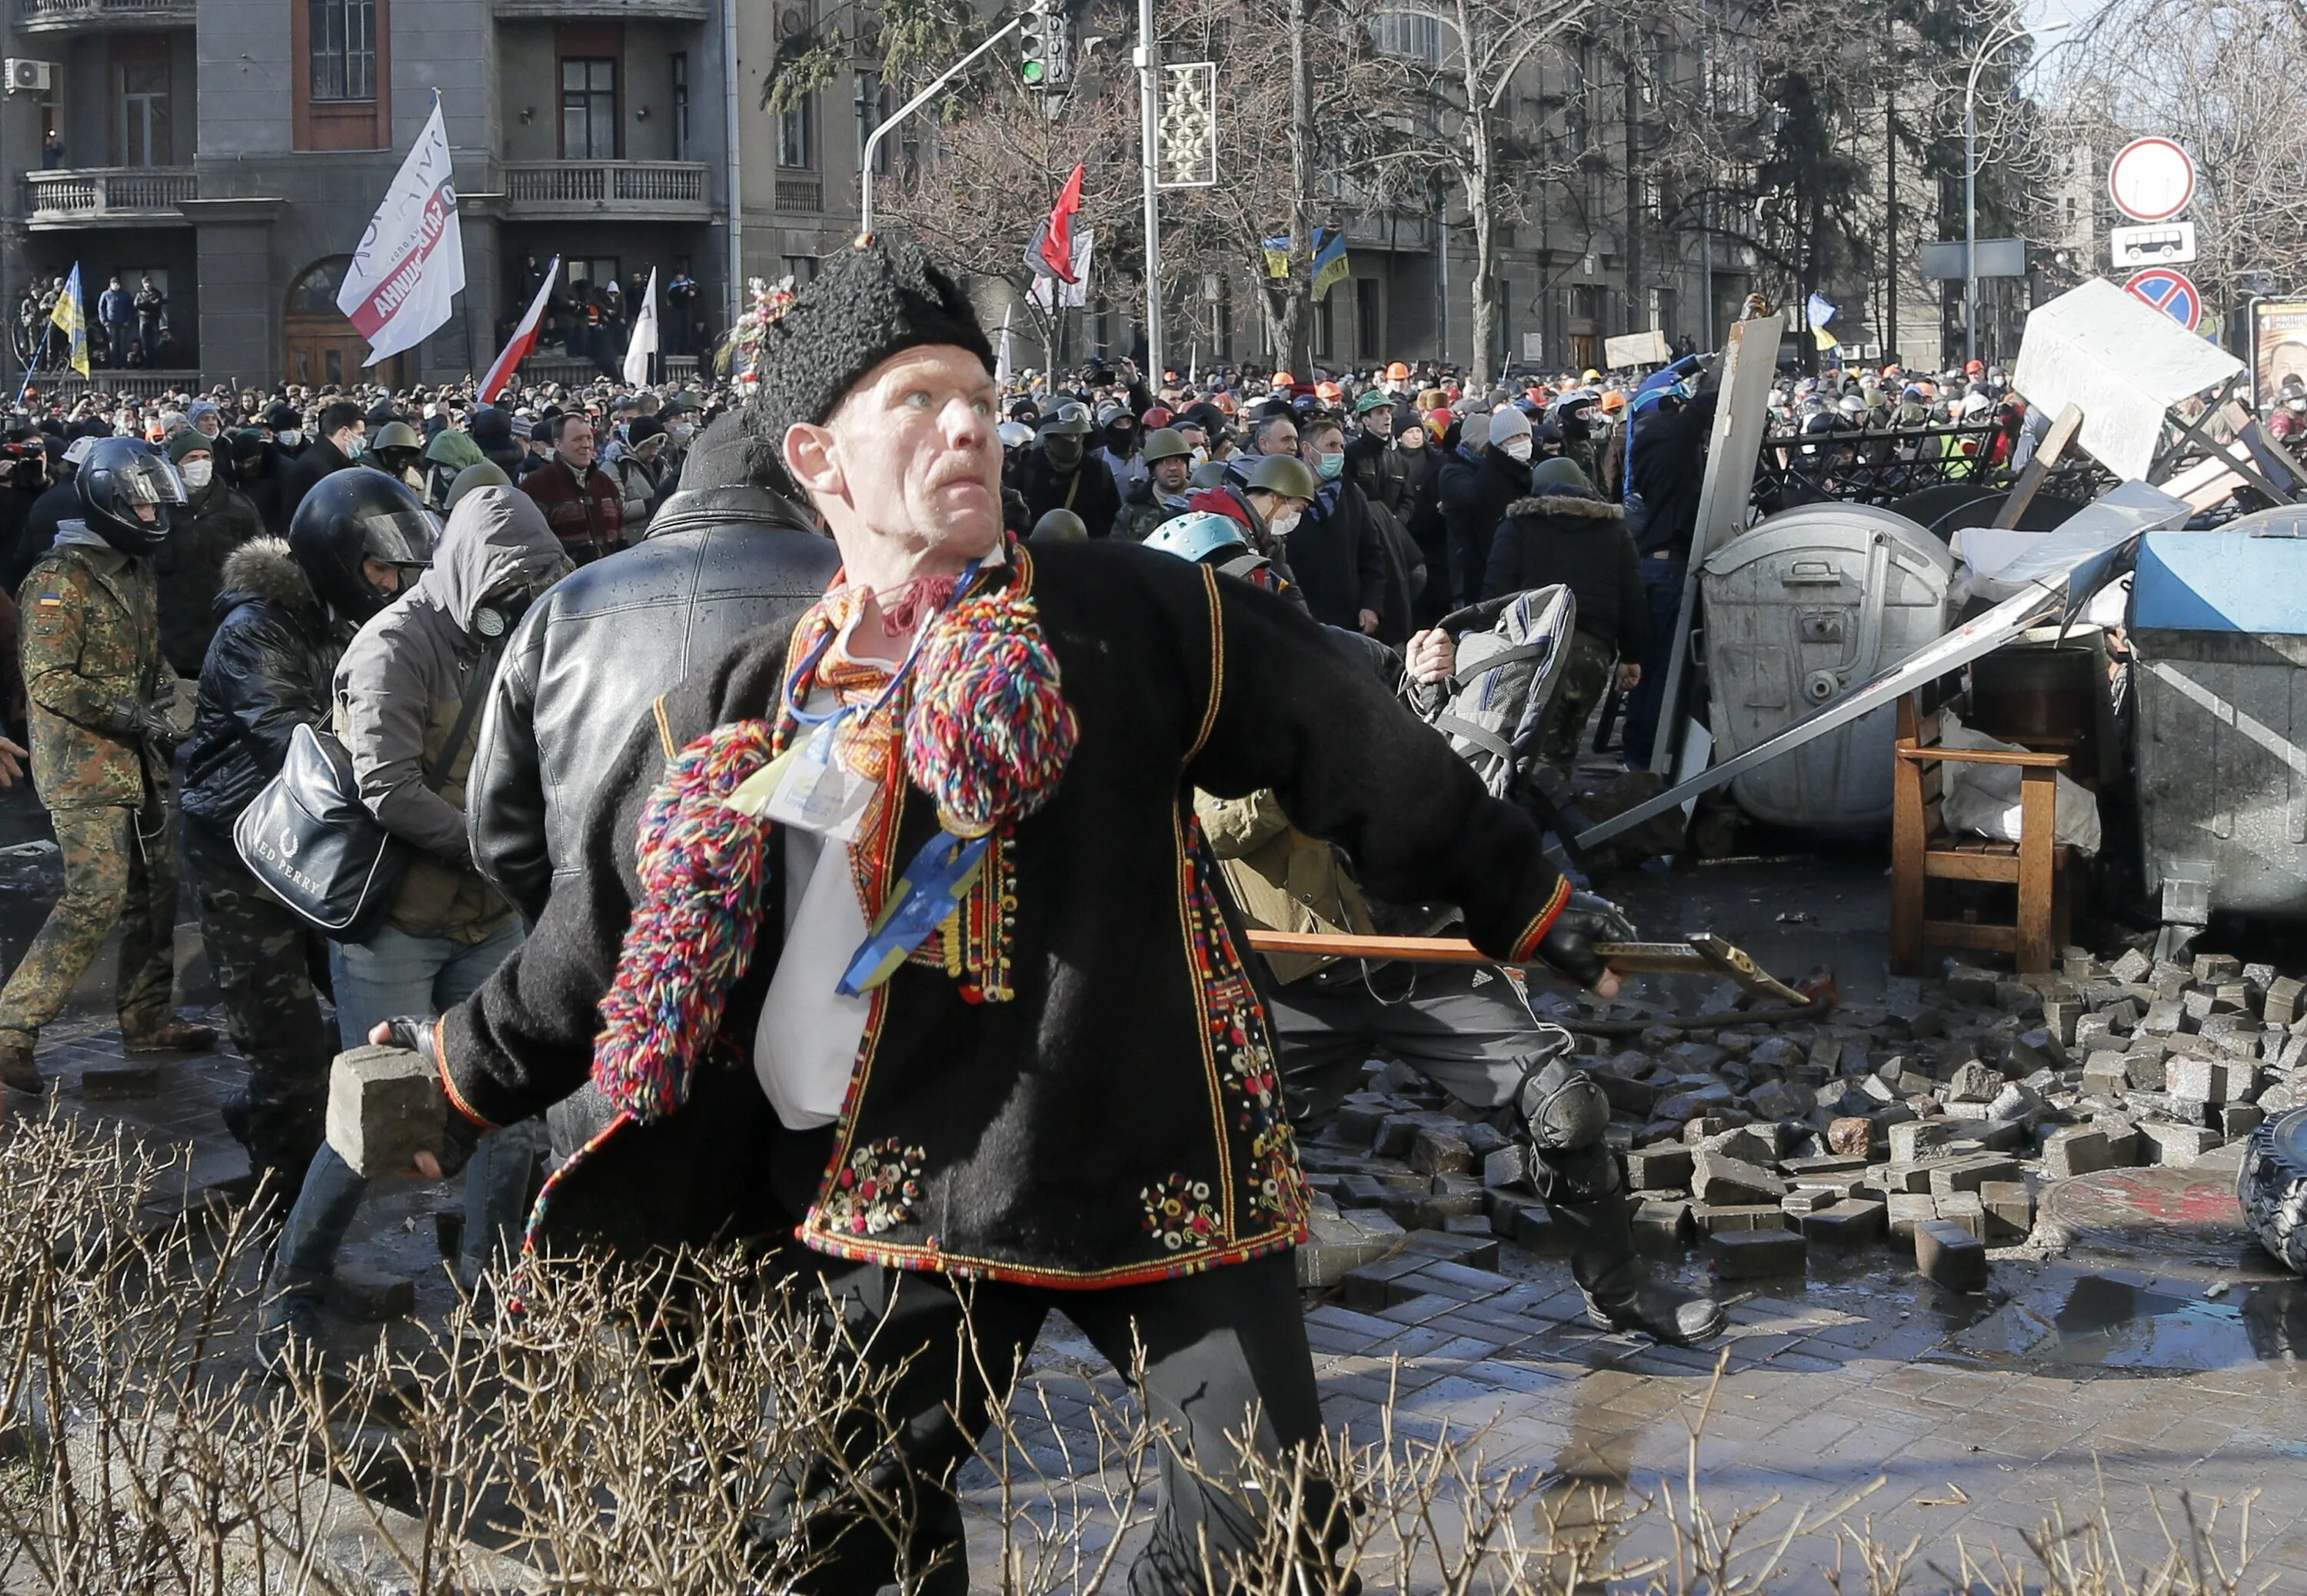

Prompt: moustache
xmin=926 ymin=457 xmax=994 ymax=492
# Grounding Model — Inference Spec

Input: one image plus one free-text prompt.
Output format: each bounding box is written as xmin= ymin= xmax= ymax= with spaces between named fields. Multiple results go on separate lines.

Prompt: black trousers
xmin=784 ymin=1249 xmax=1333 ymax=1596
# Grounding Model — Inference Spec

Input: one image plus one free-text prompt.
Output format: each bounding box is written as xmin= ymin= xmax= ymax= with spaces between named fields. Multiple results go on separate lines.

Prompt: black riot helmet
xmin=75 ymin=436 xmax=186 ymax=556
xmin=287 ymin=467 xmax=438 ymax=623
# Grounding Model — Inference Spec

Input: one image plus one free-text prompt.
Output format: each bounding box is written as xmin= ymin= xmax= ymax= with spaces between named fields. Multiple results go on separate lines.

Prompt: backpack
xmin=1420 ymin=584 xmax=1576 ymax=800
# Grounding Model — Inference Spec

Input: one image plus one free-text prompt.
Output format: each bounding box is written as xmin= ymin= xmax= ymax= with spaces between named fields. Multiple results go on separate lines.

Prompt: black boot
xmin=1550 ymin=1185 xmax=1725 ymax=1346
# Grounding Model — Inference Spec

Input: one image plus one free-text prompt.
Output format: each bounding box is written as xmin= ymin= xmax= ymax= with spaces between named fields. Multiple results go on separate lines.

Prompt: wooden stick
xmin=1991 ymin=401 xmax=2082 ymax=528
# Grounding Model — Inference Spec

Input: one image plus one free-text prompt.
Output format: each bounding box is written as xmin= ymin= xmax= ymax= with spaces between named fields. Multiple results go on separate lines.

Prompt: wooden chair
xmin=1891 ymin=688 xmax=2073 ymax=976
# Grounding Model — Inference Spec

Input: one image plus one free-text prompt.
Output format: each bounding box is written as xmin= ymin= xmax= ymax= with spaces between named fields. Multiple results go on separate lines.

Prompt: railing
xmin=14 ymin=371 xmax=203 ymax=400
xmin=500 ymin=161 xmax=711 ymax=214
xmin=491 ymin=0 xmax=704 ymax=16
xmin=24 ymin=167 xmax=197 ymax=218
xmin=15 ymin=0 xmax=195 ymax=26
xmin=774 ymin=178 xmax=824 ymax=213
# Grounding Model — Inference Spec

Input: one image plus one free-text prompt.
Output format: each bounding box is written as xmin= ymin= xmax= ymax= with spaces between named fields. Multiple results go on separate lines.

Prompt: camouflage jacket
xmin=18 ymin=537 xmax=168 ymax=809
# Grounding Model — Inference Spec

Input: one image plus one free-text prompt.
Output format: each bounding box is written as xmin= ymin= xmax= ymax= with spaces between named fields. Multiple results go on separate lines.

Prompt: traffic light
xmin=1020 ymin=0 xmax=1072 ymax=91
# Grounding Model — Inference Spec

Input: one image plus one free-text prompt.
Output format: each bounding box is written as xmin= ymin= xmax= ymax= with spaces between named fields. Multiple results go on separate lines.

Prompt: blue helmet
xmin=1144 ymin=510 xmax=1249 ymax=565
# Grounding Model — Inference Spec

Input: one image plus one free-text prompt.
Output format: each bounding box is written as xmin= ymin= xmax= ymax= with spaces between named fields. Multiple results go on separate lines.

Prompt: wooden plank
xmin=1926 ymin=919 xmax=2018 ymax=953
xmin=1916 ymin=746 xmax=2072 ymax=770
xmin=2016 ymin=764 xmax=2058 ymax=973
xmin=1924 ymin=851 xmax=2022 ymax=883
xmin=1891 ymin=693 xmax=1929 ymax=977
xmin=1992 ymin=402 xmax=2083 ymax=527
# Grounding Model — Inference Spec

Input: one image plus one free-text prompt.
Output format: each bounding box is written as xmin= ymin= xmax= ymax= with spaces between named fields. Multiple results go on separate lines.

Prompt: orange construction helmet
xmin=1314 ymin=380 xmax=1343 ymax=401
xmin=1385 ymin=361 xmax=1410 ymax=381
xmin=1270 ymin=370 xmax=1295 ymax=387
xmin=1599 ymin=389 xmax=1627 ymax=413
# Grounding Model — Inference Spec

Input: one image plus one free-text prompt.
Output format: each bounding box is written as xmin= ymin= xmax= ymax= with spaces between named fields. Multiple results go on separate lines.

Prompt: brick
xmin=1510 ymin=1203 xmax=1562 ymax=1252
xmin=2193 ymin=952 xmax=2243 ymax=984
xmin=2222 ymin=1103 xmax=2265 ymax=1141
xmin=1827 ymin=1117 xmax=1876 ymax=1156
xmin=1689 ymin=1202 xmax=1789 ymax=1234
xmin=2141 ymin=999 xmax=2185 ymax=1036
xmin=1408 ymin=1126 xmax=1475 ymax=1176
xmin=2168 ymin=1056 xmax=2242 ymax=1104
xmin=2042 ymin=999 xmax=2082 ymax=1046
xmin=2140 ymin=1121 xmax=2220 ymax=1167
xmin=328 ymin=1265 xmax=416 ymax=1322
xmin=1945 ymin=965 xmax=1998 ymax=1006
xmin=1401 ymin=1229 xmax=1503 ymax=1272
xmin=1914 ymin=1219 xmax=1989 ymax=1292
xmin=2265 ymin=976 xmax=2305 ymax=1029
xmin=1481 ymin=1145 xmax=1533 ymax=1191
xmin=2080 ymin=1052 xmax=2129 ymax=1096
xmin=1979 ymin=1180 xmax=2034 ymax=1242
xmin=1298 ymin=1209 xmax=1407 ymax=1288
xmin=2072 ymin=1013 xmax=2119 ymax=1055
xmin=2109 ymin=947 xmax=2154 ymax=984
xmin=1929 ymin=1153 xmax=2022 ymax=1198
xmin=1631 ymin=1199 xmax=1691 ymax=1249
xmin=1889 ymin=1119 xmax=1962 ymax=1163
xmin=1886 ymin=1192 xmax=1936 ymax=1240
xmin=325 ymin=1045 xmax=444 ymax=1179
xmin=1332 ymin=1099 xmax=1392 ymax=1147
xmin=1691 ymin=1149 xmax=1787 ymax=1206
xmin=1932 ymin=1190 xmax=1988 ymax=1240
xmin=1709 ymin=1228 xmax=1806 ymax=1279
xmin=1802 ymin=1198 xmax=1888 ymax=1246
xmin=2125 ymin=1052 xmax=2168 ymax=1092
xmin=2041 ymin=1126 xmax=2113 ymax=1179
xmin=1625 ymin=1145 xmax=1694 ymax=1192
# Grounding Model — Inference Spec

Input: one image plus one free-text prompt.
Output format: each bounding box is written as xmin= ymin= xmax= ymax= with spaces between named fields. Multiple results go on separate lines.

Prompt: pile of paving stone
xmin=1297 ymin=948 xmax=2307 ymax=1302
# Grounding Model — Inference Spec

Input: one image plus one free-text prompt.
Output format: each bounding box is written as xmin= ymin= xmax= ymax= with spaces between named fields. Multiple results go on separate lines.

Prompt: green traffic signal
xmin=1023 ymin=59 xmax=1045 ymax=82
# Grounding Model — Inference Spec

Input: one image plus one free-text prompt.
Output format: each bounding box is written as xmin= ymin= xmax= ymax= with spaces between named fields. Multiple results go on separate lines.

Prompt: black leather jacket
xmin=179 ymin=537 xmax=349 ymax=833
xmin=467 ymin=483 xmax=840 ymax=922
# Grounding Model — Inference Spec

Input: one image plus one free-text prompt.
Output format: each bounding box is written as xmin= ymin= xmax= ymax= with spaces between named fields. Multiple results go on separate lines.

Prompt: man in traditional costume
xmin=364 ymin=238 xmax=1627 ymax=1592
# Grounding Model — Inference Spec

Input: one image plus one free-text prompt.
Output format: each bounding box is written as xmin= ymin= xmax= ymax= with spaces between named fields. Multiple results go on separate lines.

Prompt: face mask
xmin=1044 ymin=437 xmax=1084 ymax=470
xmin=278 ymin=430 xmax=303 ymax=447
xmin=345 ymin=432 xmax=367 ymax=458
xmin=1267 ymin=510 xmax=1302 ymax=540
xmin=1316 ymin=452 xmax=1344 ymax=481
xmin=1190 ymin=446 xmax=1210 ymax=467
xmin=671 ymin=422 xmax=694 ymax=443
xmin=1500 ymin=436 xmax=1533 ymax=462
xmin=179 ymin=458 xmax=213 ymax=490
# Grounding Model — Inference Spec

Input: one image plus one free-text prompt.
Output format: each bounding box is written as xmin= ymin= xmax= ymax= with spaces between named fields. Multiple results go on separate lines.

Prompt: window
xmin=309 ymin=0 xmax=376 ymax=102
xmin=1313 ymin=294 xmax=1335 ymax=361
xmin=856 ymin=71 xmax=892 ymax=175
xmin=1356 ymin=277 xmax=1381 ymax=357
xmin=779 ymin=94 xmax=814 ymax=169
xmin=112 ymin=38 xmax=171 ymax=165
xmin=782 ymin=254 xmax=820 ymax=284
xmin=565 ymin=258 xmax=621 ymax=300
xmin=562 ymin=58 xmax=618 ymax=160
xmin=670 ymin=53 xmax=691 ymax=158
xmin=1373 ymin=10 xmax=1440 ymax=62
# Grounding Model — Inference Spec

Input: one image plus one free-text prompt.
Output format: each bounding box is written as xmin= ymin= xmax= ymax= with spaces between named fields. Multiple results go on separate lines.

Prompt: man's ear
xmin=784 ymin=421 xmax=843 ymax=500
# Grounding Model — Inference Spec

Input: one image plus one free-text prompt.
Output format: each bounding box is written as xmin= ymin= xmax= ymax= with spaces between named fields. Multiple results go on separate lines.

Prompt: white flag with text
xmin=338 ymin=96 xmax=465 ymax=366
xmin=623 ymin=268 xmax=661 ymax=387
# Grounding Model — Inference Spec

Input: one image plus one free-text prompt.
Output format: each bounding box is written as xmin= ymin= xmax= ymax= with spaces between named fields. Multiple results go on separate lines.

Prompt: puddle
xmin=1959 ymin=1273 xmax=2307 ymax=1371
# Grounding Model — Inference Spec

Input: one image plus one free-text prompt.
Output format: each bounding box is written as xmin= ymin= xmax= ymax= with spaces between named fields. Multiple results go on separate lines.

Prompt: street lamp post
xmin=1963 ymin=18 xmax=2066 ymax=367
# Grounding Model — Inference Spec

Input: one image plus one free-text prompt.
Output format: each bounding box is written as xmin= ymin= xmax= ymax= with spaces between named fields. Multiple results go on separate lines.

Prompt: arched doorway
xmin=283 ymin=258 xmax=405 ymax=389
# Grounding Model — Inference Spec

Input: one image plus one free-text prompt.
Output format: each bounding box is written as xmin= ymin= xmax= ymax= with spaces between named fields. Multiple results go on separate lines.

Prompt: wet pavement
xmin=5 ymin=779 xmax=2305 ymax=1588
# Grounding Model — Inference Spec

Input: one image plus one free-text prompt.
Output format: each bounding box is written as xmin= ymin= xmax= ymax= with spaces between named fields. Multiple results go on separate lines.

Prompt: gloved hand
xmin=373 ymin=1016 xmax=482 ymax=1177
xmin=1532 ymin=890 xmax=1638 ymax=990
xmin=96 ymin=697 xmax=144 ymax=740
xmin=138 ymin=697 xmax=182 ymax=756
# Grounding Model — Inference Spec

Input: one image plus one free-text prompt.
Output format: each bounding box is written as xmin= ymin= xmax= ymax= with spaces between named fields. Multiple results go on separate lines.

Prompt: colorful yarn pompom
xmin=591 ymin=720 xmax=777 ymax=1122
xmin=904 ymin=591 xmax=1079 ymax=839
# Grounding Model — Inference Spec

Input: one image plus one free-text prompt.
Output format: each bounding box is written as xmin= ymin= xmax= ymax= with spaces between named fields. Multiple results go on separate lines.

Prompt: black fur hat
xmin=748 ymin=236 xmax=994 ymax=490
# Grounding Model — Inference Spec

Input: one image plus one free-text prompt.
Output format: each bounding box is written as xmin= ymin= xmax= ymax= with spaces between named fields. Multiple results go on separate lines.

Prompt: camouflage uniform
xmin=0 ymin=542 xmax=179 ymax=1050
xmin=183 ymin=823 xmax=337 ymax=1181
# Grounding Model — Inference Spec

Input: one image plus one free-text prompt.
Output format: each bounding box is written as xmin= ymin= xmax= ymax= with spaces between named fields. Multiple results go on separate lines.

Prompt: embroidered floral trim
xmin=1217 ymin=1009 xmax=1308 ymax=1223
xmin=1142 ymin=1173 xmax=1222 ymax=1252
xmin=819 ymin=1139 xmax=927 ymax=1236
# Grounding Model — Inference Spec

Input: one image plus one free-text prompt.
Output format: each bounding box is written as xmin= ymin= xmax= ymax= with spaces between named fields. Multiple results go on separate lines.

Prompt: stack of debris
xmin=1297 ymin=948 xmax=2305 ymax=1302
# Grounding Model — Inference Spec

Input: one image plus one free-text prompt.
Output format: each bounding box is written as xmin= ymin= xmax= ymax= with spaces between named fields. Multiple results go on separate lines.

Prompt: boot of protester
xmin=1520 ymin=1056 xmax=1723 ymax=1345
xmin=122 ymin=1015 xmax=218 ymax=1052
xmin=253 ymin=1286 xmax=325 ymax=1383
xmin=0 ymin=1042 xmax=41 ymax=1093
xmin=1552 ymin=1185 xmax=1726 ymax=1345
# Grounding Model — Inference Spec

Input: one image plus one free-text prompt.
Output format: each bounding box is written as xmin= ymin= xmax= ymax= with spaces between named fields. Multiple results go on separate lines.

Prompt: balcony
xmin=14 ymin=0 xmax=195 ymax=29
xmin=491 ymin=0 xmax=707 ymax=18
xmin=23 ymin=167 xmax=196 ymax=228
xmin=774 ymin=178 xmax=824 ymax=213
xmin=499 ymin=160 xmax=713 ymax=221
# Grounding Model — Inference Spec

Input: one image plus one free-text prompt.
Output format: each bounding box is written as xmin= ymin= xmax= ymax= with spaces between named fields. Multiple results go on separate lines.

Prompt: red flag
xmin=479 ymin=257 xmax=559 ymax=402
xmin=1040 ymin=165 xmax=1084 ymax=284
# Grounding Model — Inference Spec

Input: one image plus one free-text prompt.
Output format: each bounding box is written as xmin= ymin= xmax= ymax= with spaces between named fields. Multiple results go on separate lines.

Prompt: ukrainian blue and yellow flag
xmin=1263 ymin=234 xmax=1293 ymax=280
xmin=1311 ymin=227 xmax=1349 ymax=301
xmin=49 ymin=264 xmax=89 ymax=377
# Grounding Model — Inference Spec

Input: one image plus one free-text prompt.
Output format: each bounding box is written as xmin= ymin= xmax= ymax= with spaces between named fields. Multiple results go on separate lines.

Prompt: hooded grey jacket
xmin=334 ymin=487 xmax=569 ymax=941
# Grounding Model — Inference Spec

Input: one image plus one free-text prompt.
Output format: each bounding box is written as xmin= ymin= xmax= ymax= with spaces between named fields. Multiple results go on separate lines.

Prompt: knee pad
xmin=1517 ymin=1058 xmax=1609 ymax=1153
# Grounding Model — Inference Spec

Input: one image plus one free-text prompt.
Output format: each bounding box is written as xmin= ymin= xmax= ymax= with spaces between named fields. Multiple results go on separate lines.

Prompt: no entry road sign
xmin=2108 ymin=137 xmax=2196 ymax=224
xmin=2123 ymin=266 xmax=2203 ymax=332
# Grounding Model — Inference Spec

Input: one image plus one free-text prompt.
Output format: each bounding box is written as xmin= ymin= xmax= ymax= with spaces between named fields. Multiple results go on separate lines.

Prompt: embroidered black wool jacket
xmin=436 ymin=540 xmax=1572 ymax=1285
